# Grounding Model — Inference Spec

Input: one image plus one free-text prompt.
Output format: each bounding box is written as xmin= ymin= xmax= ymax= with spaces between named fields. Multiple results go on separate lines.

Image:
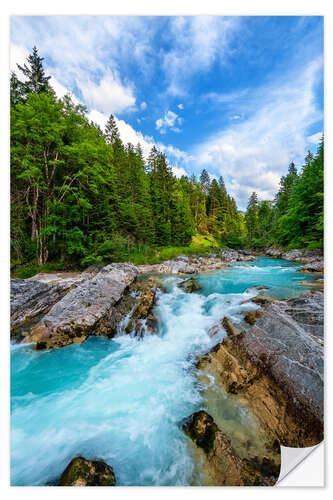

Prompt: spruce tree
xmin=17 ymin=46 xmax=51 ymax=95
xmin=105 ymin=114 xmax=120 ymax=145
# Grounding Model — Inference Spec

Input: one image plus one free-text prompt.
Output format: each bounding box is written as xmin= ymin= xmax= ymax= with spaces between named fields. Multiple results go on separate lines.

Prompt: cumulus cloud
xmin=178 ymin=103 xmax=184 ymax=109
xmin=140 ymin=102 xmax=147 ymax=110
xmin=193 ymin=58 xmax=323 ymax=210
xmin=171 ymin=165 xmax=188 ymax=178
xmin=79 ymin=72 xmax=135 ymax=114
xmin=156 ymin=110 xmax=182 ymax=134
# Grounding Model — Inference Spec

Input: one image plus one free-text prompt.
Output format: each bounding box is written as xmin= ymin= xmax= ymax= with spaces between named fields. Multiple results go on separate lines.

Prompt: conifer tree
xmin=16 ymin=46 xmax=52 ymax=95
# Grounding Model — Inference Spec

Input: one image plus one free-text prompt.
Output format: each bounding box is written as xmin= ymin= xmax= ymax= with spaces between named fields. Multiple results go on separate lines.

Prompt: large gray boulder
xmin=10 ymin=278 xmax=77 ymax=334
xmin=24 ymin=263 xmax=138 ymax=349
xmin=301 ymin=260 xmax=324 ymax=273
xmin=265 ymin=247 xmax=282 ymax=258
xmin=241 ymin=292 xmax=324 ymax=423
xmin=219 ymin=249 xmax=240 ymax=261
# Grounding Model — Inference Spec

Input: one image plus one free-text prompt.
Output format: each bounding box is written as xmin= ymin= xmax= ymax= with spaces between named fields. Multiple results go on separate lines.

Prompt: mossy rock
xmin=178 ymin=277 xmax=201 ymax=293
xmin=244 ymin=309 xmax=263 ymax=325
xmin=182 ymin=410 xmax=218 ymax=455
xmin=222 ymin=316 xmax=240 ymax=337
xmin=251 ymin=295 xmax=276 ymax=306
xmin=58 ymin=457 xmax=116 ymax=486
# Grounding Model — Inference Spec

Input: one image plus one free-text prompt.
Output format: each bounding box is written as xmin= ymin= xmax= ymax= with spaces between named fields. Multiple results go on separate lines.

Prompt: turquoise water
xmin=10 ymin=258 xmax=319 ymax=485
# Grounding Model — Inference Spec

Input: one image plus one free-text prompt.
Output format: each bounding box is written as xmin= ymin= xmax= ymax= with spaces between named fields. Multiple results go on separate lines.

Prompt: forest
xmin=10 ymin=47 xmax=324 ymax=277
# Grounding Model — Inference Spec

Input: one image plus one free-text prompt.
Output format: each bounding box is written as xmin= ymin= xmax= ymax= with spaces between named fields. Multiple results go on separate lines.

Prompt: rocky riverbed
xmin=10 ymin=252 xmax=324 ymax=486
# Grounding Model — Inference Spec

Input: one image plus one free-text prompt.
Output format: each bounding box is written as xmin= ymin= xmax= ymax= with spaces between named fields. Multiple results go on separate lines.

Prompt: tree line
xmin=10 ymin=47 xmax=323 ymax=272
xmin=245 ymin=142 xmax=324 ymax=250
xmin=10 ymin=47 xmax=244 ymax=269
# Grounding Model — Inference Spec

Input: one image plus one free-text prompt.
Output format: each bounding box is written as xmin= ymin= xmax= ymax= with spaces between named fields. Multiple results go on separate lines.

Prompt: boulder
xmin=239 ymin=293 xmax=324 ymax=424
xmin=10 ymin=278 xmax=77 ymax=334
xmin=178 ymin=277 xmax=201 ymax=293
xmin=182 ymin=411 xmax=278 ymax=486
xmin=125 ymin=276 xmax=159 ymax=336
xmin=197 ymin=291 xmax=324 ymax=448
xmin=58 ymin=457 xmax=115 ymax=486
xmin=301 ymin=260 xmax=324 ymax=273
xmin=219 ymin=249 xmax=239 ymax=262
xmin=24 ymin=263 xmax=138 ymax=350
xmin=265 ymin=247 xmax=282 ymax=258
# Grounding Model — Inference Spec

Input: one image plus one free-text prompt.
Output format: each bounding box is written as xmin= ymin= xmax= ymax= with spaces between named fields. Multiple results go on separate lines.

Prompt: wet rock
xmin=178 ymin=277 xmax=201 ymax=293
xmin=58 ymin=457 xmax=116 ymax=486
xmin=131 ymin=277 xmax=158 ymax=319
xmin=182 ymin=411 xmax=277 ymax=486
xmin=301 ymin=260 xmax=324 ymax=273
xmin=222 ymin=316 xmax=241 ymax=337
xmin=251 ymin=295 xmax=276 ymax=306
xmin=24 ymin=263 xmax=138 ymax=349
xmin=10 ymin=278 xmax=77 ymax=334
xmin=283 ymin=291 xmax=324 ymax=339
xmin=243 ymin=309 xmax=263 ymax=325
xmin=126 ymin=276 xmax=159 ymax=336
xmin=197 ymin=292 xmax=324 ymax=448
xmin=265 ymin=247 xmax=282 ymax=258
xmin=240 ymin=294 xmax=324 ymax=426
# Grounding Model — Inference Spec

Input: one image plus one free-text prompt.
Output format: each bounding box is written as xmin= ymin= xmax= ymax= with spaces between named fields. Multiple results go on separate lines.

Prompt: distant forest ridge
xmin=10 ymin=47 xmax=324 ymax=273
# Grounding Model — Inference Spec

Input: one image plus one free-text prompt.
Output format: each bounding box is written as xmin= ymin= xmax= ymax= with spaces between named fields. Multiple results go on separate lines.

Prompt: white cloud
xmin=178 ymin=103 xmax=184 ymax=109
xmin=140 ymin=101 xmax=147 ymax=110
xmin=156 ymin=110 xmax=182 ymax=134
xmin=307 ymin=131 xmax=323 ymax=144
xmin=162 ymin=16 xmax=240 ymax=96
xmin=10 ymin=44 xmax=29 ymax=76
xmin=79 ymin=71 xmax=135 ymax=115
xmin=193 ymin=58 xmax=323 ymax=210
xmin=171 ymin=165 xmax=187 ymax=178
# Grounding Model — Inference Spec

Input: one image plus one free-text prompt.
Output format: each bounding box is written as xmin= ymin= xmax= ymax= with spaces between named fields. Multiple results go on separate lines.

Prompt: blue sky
xmin=10 ymin=16 xmax=323 ymax=209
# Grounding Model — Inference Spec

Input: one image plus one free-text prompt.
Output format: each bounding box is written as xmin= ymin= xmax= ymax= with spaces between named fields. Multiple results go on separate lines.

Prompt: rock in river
xmin=58 ymin=457 xmax=116 ymax=486
xmin=24 ymin=263 xmax=138 ymax=350
xmin=183 ymin=411 xmax=278 ymax=486
xmin=178 ymin=277 xmax=201 ymax=293
xmin=10 ymin=278 xmax=79 ymax=335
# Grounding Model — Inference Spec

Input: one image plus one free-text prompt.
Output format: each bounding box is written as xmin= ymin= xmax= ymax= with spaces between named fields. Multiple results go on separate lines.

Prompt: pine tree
xmin=199 ymin=169 xmax=210 ymax=196
xmin=245 ymin=192 xmax=259 ymax=245
xmin=104 ymin=114 xmax=120 ymax=145
xmin=17 ymin=46 xmax=52 ymax=95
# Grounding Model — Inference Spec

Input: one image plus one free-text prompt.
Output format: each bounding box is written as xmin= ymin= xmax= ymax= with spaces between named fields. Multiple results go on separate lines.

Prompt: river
xmin=10 ymin=257 xmax=319 ymax=485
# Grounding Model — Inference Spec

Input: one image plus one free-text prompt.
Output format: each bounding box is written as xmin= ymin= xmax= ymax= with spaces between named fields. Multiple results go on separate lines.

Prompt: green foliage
xmin=244 ymin=139 xmax=324 ymax=250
